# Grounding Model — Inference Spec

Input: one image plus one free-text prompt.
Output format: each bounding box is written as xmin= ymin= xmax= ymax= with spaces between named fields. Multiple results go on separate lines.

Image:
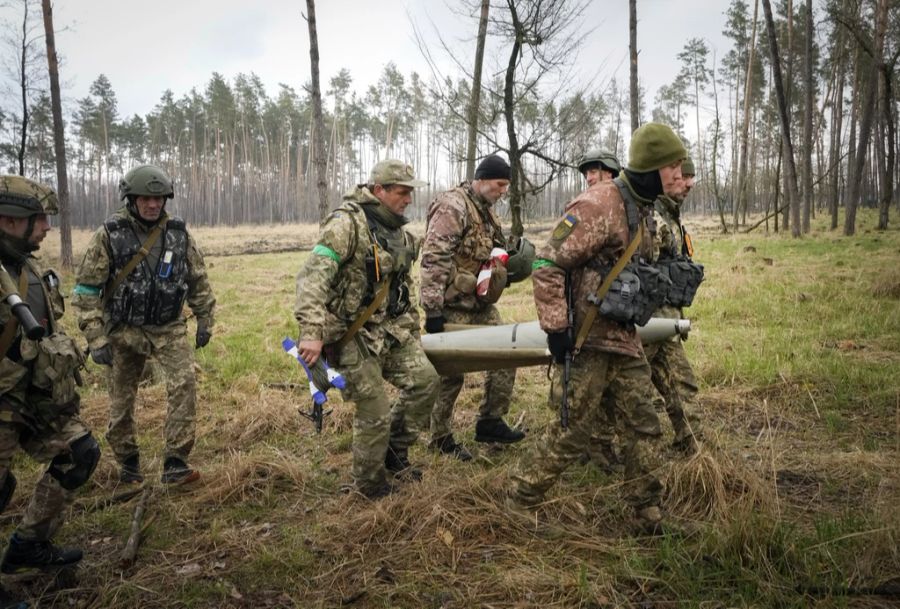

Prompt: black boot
xmin=384 ymin=447 xmax=423 ymax=482
xmin=119 ymin=454 xmax=143 ymax=484
xmin=161 ymin=457 xmax=200 ymax=485
xmin=474 ymin=418 xmax=525 ymax=444
xmin=429 ymin=434 xmax=473 ymax=462
xmin=0 ymin=534 xmax=82 ymax=574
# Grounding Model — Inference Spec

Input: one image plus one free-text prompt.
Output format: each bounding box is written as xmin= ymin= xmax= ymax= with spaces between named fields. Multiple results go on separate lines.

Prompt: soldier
xmin=420 ymin=154 xmax=529 ymax=461
xmin=577 ymin=148 xmax=621 ymax=187
xmin=73 ymin=165 xmax=215 ymax=485
xmin=647 ymin=157 xmax=703 ymax=452
xmin=0 ymin=176 xmax=99 ymax=586
xmin=294 ymin=160 xmax=438 ymax=499
xmin=508 ymin=123 xmax=687 ymax=531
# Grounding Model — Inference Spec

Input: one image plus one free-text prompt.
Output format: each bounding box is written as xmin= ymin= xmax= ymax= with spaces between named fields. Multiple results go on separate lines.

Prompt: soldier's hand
xmin=298 ymin=340 xmax=324 ymax=366
xmin=90 ymin=344 xmax=113 ymax=366
xmin=425 ymin=314 xmax=445 ymax=334
xmin=195 ymin=327 xmax=212 ymax=349
xmin=546 ymin=331 xmax=574 ymax=364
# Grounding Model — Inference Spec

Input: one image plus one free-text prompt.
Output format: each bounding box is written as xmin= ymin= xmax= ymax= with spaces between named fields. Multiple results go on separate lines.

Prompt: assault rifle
xmin=561 ymin=271 xmax=575 ymax=429
xmin=282 ymin=338 xmax=345 ymax=433
xmin=0 ymin=261 xmax=44 ymax=339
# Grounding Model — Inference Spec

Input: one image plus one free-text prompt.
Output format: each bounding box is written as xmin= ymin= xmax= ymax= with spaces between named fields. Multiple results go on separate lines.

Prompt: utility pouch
xmin=22 ymin=333 xmax=84 ymax=406
xmin=657 ymin=256 xmax=704 ymax=308
xmin=0 ymin=357 xmax=27 ymax=395
xmin=593 ymin=262 xmax=670 ymax=326
xmin=365 ymin=246 xmax=381 ymax=284
xmin=445 ymin=270 xmax=477 ymax=303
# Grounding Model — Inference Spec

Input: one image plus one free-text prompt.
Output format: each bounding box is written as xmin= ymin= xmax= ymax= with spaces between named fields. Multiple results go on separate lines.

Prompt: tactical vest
xmin=589 ymin=179 xmax=670 ymax=326
xmin=652 ymin=199 xmax=705 ymax=308
xmin=104 ymin=215 xmax=189 ymax=326
xmin=361 ymin=205 xmax=417 ymax=317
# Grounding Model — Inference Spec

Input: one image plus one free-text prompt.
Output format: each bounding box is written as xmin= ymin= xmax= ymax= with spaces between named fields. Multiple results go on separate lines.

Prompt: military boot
xmin=385 ymin=447 xmax=423 ymax=482
xmin=119 ymin=454 xmax=143 ymax=484
xmin=0 ymin=535 xmax=82 ymax=574
xmin=161 ymin=457 xmax=200 ymax=485
xmin=429 ymin=434 xmax=473 ymax=462
xmin=474 ymin=418 xmax=525 ymax=444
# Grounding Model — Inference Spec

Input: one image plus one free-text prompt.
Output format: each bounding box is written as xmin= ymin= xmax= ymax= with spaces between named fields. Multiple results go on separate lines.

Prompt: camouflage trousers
xmin=510 ymin=351 xmax=664 ymax=510
xmin=644 ymin=332 xmax=702 ymax=445
xmin=430 ymin=305 xmax=516 ymax=440
xmin=107 ymin=324 xmax=196 ymax=465
xmin=0 ymin=415 xmax=91 ymax=541
xmin=338 ymin=334 xmax=439 ymax=493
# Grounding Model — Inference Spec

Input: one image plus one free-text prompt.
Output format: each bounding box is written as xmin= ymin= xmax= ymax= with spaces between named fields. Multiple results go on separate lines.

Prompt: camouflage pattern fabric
xmin=106 ymin=323 xmax=196 ymax=463
xmin=510 ymin=351 xmax=663 ymax=509
xmin=430 ymin=305 xmax=516 ymax=439
xmin=0 ymin=249 xmax=94 ymax=541
xmin=0 ymin=417 xmax=91 ymax=540
xmin=295 ymin=187 xmax=437 ymax=494
xmin=419 ymin=183 xmax=506 ymax=314
xmin=72 ymin=206 xmax=215 ymax=467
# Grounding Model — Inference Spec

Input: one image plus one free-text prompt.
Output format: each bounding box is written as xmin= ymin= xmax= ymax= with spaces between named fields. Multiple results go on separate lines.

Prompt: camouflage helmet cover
xmin=577 ymin=148 xmax=621 ymax=175
xmin=0 ymin=175 xmax=59 ymax=217
xmin=118 ymin=164 xmax=175 ymax=201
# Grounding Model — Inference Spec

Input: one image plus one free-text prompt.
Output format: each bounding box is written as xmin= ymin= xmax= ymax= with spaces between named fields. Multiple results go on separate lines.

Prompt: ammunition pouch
xmin=444 ymin=269 xmax=477 ymax=304
xmin=19 ymin=332 xmax=85 ymax=407
xmin=656 ymin=256 xmax=704 ymax=308
xmin=388 ymin=277 xmax=411 ymax=317
xmin=591 ymin=262 xmax=671 ymax=326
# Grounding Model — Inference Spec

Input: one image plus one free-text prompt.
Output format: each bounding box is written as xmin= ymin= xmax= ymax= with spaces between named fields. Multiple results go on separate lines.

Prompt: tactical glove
xmin=424 ymin=314 xmax=446 ymax=334
xmin=91 ymin=344 xmax=113 ymax=366
xmin=546 ymin=331 xmax=574 ymax=364
xmin=195 ymin=326 xmax=212 ymax=349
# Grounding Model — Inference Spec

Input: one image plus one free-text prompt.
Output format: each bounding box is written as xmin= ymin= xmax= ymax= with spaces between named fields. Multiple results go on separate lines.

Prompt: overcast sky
xmin=42 ymin=0 xmax=732 ymax=123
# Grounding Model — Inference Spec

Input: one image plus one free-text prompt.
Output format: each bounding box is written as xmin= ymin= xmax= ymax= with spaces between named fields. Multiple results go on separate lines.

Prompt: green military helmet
xmin=506 ymin=235 xmax=536 ymax=284
xmin=118 ymin=164 xmax=175 ymax=201
xmin=577 ymin=148 xmax=621 ymax=175
xmin=0 ymin=175 xmax=59 ymax=217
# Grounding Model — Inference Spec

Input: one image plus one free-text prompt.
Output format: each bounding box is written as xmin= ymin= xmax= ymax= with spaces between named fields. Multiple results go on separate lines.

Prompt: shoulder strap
xmin=0 ymin=270 xmax=30 ymax=357
xmin=574 ymin=223 xmax=644 ymax=352
xmin=102 ymin=222 xmax=165 ymax=306
xmin=612 ymin=178 xmax=641 ymax=238
xmin=333 ymin=281 xmax=390 ymax=352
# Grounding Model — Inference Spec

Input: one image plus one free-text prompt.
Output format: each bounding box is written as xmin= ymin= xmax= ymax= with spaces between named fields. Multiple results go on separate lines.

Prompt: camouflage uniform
xmin=0 ymin=175 xmax=98 ymax=575
xmin=647 ymin=195 xmax=701 ymax=447
xmin=510 ymin=176 xmax=665 ymax=511
xmin=72 ymin=207 xmax=215 ymax=467
xmin=419 ymin=183 xmax=515 ymax=439
xmin=295 ymin=186 xmax=438 ymax=494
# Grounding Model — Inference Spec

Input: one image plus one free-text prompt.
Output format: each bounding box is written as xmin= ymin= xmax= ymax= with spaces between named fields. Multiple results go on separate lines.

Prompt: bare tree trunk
xmin=762 ymin=0 xmax=801 ymax=237
xmin=843 ymin=0 xmax=886 ymax=235
xmin=829 ymin=38 xmax=845 ymax=230
xmin=801 ymin=0 xmax=814 ymax=233
xmin=736 ymin=0 xmax=759 ymax=232
xmin=629 ymin=0 xmax=639 ymax=133
xmin=41 ymin=0 xmax=72 ymax=268
xmin=305 ymin=0 xmax=329 ymax=221
xmin=16 ymin=0 xmax=30 ymax=176
xmin=504 ymin=25 xmax=524 ymax=238
xmin=465 ymin=0 xmax=490 ymax=180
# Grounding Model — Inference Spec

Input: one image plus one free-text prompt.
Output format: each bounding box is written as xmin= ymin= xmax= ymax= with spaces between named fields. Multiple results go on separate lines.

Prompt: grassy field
xmin=5 ymin=209 xmax=899 ymax=608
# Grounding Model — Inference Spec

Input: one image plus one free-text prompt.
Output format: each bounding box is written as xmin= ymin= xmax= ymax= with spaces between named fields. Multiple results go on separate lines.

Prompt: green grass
xmin=2 ymin=208 xmax=897 ymax=608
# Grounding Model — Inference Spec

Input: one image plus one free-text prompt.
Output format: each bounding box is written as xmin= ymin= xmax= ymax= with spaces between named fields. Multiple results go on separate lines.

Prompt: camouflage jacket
xmin=420 ymin=182 xmax=506 ymax=313
xmin=295 ymin=187 xmax=421 ymax=354
xmin=72 ymin=207 xmax=216 ymax=350
xmin=0 ymin=238 xmax=85 ymax=426
xmin=532 ymin=176 xmax=655 ymax=358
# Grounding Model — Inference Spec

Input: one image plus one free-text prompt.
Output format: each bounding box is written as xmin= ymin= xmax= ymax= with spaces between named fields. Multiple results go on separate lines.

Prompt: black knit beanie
xmin=474 ymin=155 xmax=511 ymax=180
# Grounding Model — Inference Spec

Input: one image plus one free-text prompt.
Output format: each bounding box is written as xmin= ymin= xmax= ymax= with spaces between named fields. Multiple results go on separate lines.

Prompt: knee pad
xmin=0 ymin=471 xmax=16 ymax=513
xmin=48 ymin=434 xmax=101 ymax=491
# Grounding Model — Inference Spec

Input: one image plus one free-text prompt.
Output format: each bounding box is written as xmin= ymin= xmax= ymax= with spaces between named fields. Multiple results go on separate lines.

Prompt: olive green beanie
xmin=681 ymin=157 xmax=695 ymax=176
xmin=626 ymin=123 xmax=688 ymax=172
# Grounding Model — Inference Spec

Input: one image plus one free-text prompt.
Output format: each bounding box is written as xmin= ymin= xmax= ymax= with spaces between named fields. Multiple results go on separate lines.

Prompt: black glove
xmin=196 ymin=326 xmax=212 ymax=349
xmin=425 ymin=314 xmax=446 ymax=334
xmin=91 ymin=344 xmax=113 ymax=366
xmin=546 ymin=331 xmax=574 ymax=364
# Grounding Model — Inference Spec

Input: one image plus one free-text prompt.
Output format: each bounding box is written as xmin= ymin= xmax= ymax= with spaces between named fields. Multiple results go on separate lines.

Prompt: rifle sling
xmin=573 ymin=224 xmax=643 ymax=352
xmin=333 ymin=281 xmax=390 ymax=352
xmin=0 ymin=271 xmax=32 ymax=357
xmin=102 ymin=223 xmax=165 ymax=306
